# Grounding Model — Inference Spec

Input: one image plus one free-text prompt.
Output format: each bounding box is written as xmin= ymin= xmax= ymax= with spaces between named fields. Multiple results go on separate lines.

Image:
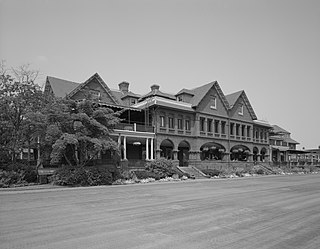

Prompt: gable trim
xmin=194 ymin=81 xmax=230 ymax=111
xmin=239 ymin=91 xmax=257 ymax=120
xmin=67 ymin=73 xmax=118 ymax=104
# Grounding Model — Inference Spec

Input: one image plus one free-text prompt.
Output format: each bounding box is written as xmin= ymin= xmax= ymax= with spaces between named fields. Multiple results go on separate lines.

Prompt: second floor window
xmin=185 ymin=119 xmax=190 ymax=131
xmin=214 ymin=120 xmax=219 ymax=133
xmin=230 ymin=123 xmax=234 ymax=135
xmin=207 ymin=119 xmax=212 ymax=132
xmin=247 ymin=126 xmax=251 ymax=138
xmin=236 ymin=124 xmax=240 ymax=136
xmin=242 ymin=125 xmax=245 ymax=136
xmin=178 ymin=119 xmax=183 ymax=130
xmin=221 ymin=121 xmax=226 ymax=134
xmin=168 ymin=117 xmax=174 ymax=129
xmin=200 ymin=117 xmax=205 ymax=132
xmin=160 ymin=116 xmax=165 ymax=127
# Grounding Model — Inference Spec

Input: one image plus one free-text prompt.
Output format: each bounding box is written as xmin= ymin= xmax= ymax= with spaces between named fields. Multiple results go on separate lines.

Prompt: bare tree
xmin=11 ymin=63 xmax=39 ymax=84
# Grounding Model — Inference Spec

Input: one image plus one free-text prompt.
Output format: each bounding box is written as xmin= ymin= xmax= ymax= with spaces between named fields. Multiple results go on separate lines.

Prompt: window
xmin=236 ymin=124 xmax=240 ymax=136
xmin=200 ymin=117 xmax=205 ymax=132
xmin=221 ymin=121 xmax=226 ymax=134
xmin=238 ymin=104 xmax=244 ymax=115
xmin=185 ymin=119 xmax=191 ymax=131
xmin=210 ymin=95 xmax=217 ymax=109
xmin=160 ymin=116 xmax=165 ymax=127
xmin=178 ymin=118 xmax=183 ymax=130
xmin=242 ymin=125 xmax=245 ymax=136
xmin=247 ymin=126 xmax=251 ymax=137
xmin=207 ymin=119 xmax=212 ymax=132
xmin=168 ymin=117 xmax=174 ymax=129
xmin=230 ymin=123 xmax=234 ymax=135
xmin=130 ymin=98 xmax=137 ymax=105
xmin=89 ymin=90 xmax=101 ymax=100
xmin=214 ymin=120 xmax=219 ymax=133
xmin=177 ymin=96 xmax=183 ymax=102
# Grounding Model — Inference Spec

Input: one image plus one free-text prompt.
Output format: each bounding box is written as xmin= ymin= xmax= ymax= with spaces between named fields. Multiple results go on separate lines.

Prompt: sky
xmin=1 ymin=0 xmax=319 ymax=149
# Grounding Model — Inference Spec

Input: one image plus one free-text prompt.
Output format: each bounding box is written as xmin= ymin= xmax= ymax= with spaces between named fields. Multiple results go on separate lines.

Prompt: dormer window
xmin=210 ymin=95 xmax=217 ymax=109
xmin=177 ymin=96 xmax=183 ymax=102
xmin=239 ymin=103 xmax=244 ymax=115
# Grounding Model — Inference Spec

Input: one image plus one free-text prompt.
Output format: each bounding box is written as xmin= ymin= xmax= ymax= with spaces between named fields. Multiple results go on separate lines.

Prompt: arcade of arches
xmin=158 ymin=139 xmax=269 ymax=165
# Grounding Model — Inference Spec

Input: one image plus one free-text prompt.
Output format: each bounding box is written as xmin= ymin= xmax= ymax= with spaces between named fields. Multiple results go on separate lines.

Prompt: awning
xmin=287 ymin=149 xmax=309 ymax=154
xmin=271 ymin=146 xmax=289 ymax=151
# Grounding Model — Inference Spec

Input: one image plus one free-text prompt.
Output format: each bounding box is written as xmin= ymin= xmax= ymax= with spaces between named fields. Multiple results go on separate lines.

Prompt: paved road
xmin=1 ymin=175 xmax=320 ymax=249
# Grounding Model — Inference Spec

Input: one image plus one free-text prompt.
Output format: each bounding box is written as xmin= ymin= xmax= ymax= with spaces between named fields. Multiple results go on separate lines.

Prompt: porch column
xmin=150 ymin=138 xmax=154 ymax=160
xmin=146 ymin=138 xmax=149 ymax=160
xmin=123 ymin=136 xmax=127 ymax=160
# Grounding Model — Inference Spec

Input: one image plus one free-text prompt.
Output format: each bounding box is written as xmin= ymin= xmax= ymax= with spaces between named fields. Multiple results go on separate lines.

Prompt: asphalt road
xmin=1 ymin=174 xmax=320 ymax=249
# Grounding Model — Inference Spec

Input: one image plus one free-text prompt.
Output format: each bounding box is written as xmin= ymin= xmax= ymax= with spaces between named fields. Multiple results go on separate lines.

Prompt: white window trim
xmin=210 ymin=96 xmax=217 ymax=110
xmin=238 ymin=104 xmax=244 ymax=115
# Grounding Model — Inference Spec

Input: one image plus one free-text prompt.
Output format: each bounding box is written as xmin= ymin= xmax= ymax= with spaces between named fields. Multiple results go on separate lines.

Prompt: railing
xmin=114 ymin=123 xmax=154 ymax=133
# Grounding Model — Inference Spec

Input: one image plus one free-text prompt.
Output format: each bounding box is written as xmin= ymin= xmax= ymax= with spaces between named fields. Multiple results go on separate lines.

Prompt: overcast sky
xmin=1 ymin=0 xmax=319 ymax=149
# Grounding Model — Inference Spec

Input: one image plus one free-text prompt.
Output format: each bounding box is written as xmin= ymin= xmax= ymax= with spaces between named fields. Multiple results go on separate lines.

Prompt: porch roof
xmin=271 ymin=145 xmax=289 ymax=151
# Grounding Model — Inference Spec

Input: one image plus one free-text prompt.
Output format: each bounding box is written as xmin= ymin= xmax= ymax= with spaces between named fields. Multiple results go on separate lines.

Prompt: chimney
xmin=150 ymin=84 xmax=160 ymax=91
xmin=118 ymin=81 xmax=129 ymax=93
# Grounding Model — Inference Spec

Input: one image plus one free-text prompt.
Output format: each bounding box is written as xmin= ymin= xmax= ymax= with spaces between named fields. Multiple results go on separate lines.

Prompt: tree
xmin=0 ymin=62 xmax=45 ymax=163
xmin=45 ymin=98 xmax=121 ymax=167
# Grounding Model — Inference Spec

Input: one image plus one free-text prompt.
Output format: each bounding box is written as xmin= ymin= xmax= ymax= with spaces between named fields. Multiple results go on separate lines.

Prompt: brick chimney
xmin=118 ymin=81 xmax=129 ymax=93
xmin=150 ymin=84 xmax=160 ymax=91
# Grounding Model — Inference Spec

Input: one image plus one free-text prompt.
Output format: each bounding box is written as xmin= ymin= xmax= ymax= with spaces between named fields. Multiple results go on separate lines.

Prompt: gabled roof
xmin=67 ymin=73 xmax=118 ymax=104
xmin=121 ymin=91 xmax=141 ymax=99
xmin=139 ymin=89 xmax=175 ymax=102
xmin=225 ymin=90 xmax=257 ymax=120
xmin=189 ymin=81 xmax=230 ymax=110
xmin=175 ymin=88 xmax=195 ymax=96
xmin=272 ymin=125 xmax=290 ymax=134
xmin=46 ymin=76 xmax=79 ymax=98
xmin=284 ymin=137 xmax=299 ymax=144
xmin=225 ymin=90 xmax=242 ymax=108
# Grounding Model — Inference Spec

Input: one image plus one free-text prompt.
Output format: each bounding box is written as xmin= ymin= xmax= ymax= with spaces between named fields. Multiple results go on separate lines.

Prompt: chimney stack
xmin=150 ymin=84 xmax=160 ymax=91
xmin=118 ymin=81 xmax=129 ymax=93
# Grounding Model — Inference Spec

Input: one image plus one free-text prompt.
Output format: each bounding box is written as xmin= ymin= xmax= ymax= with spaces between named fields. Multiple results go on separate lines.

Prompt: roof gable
xmin=190 ymin=81 xmax=230 ymax=110
xmin=45 ymin=76 xmax=79 ymax=98
xmin=67 ymin=73 xmax=118 ymax=104
xmin=226 ymin=90 xmax=257 ymax=120
xmin=139 ymin=89 xmax=175 ymax=102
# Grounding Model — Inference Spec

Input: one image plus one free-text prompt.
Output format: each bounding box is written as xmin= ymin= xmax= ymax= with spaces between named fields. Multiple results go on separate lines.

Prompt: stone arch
xmin=260 ymin=147 xmax=267 ymax=162
xmin=160 ymin=139 xmax=174 ymax=159
xmin=178 ymin=140 xmax=190 ymax=166
xmin=253 ymin=147 xmax=259 ymax=162
xmin=230 ymin=145 xmax=250 ymax=161
xmin=200 ymin=142 xmax=226 ymax=161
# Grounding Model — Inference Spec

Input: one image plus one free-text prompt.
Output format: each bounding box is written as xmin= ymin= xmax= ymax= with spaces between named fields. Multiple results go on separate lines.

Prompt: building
xmin=269 ymin=125 xmax=300 ymax=163
xmin=44 ymin=73 xmax=273 ymax=169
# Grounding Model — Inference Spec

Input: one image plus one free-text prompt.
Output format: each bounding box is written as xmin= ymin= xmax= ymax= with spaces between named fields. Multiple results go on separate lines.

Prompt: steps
xmin=256 ymin=163 xmax=277 ymax=174
xmin=178 ymin=166 xmax=208 ymax=179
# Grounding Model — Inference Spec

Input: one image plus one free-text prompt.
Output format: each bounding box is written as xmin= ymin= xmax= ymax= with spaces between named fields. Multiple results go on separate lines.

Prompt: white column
xmin=118 ymin=135 xmax=122 ymax=159
xmin=150 ymin=138 xmax=154 ymax=160
xmin=123 ymin=136 xmax=127 ymax=160
xmin=146 ymin=138 xmax=149 ymax=160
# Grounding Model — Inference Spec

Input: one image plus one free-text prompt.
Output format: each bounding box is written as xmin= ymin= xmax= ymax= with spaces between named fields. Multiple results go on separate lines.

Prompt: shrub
xmin=202 ymin=168 xmax=222 ymax=177
xmin=134 ymin=170 xmax=161 ymax=180
xmin=52 ymin=165 xmax=120 ymax=186
xmin=0 ymin=165 xmax=38 ymax=188
xmin=255 ymin=168 xmax=264 ymax=175
xmin=145 ymin=158 xmax=176 ymax=178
